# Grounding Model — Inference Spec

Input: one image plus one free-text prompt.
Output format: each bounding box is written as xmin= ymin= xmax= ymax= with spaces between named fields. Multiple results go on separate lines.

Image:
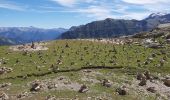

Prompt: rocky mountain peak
xmin=148 ymin=12 xmax=167 ymax=18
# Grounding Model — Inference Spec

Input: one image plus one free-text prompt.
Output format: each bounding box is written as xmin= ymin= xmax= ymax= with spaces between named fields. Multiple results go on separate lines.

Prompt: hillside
xmin=0 ymin=27 xmax=67 ymax=44
xmin=61 ymin=13 xmax=170 ymax=39
xmin=133 ymin=23 xmax=170 ymax=39
xmin=0 ymin=36 xmax=16 ymax=45
xmin=0 ymin=34 xmax=170 ymax=99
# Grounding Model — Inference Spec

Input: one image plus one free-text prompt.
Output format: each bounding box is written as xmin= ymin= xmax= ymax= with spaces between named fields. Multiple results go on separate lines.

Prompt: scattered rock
xmin=139 ymin=76 xmax=147 ymax=86
xmin=45 ymin=95 xmax=56 ymax=100
xmin=137 ymin=73 xmax=145 ymax=80
xmin=0 ymin=83 xmax=11 ymax=88
xmin=147 ymin=87 xmax=156 ymax=93
xmin=116 ymin=86 xmax=127 ymax=95
xmin=17 ymin=92 xmax=30 ymax=99
xmin=0 ymin=91 xmax=9 ymax=100
xmin=102 ymin=79 xmax=112 ymax=87
xmin=30 ymin=80 xmax=43 ymax=92
xmin=65 ymin=43 xmax=69 ymax=48
xmin=78 ymin=85 xmax=88 ymax=93
xmin=144 ymin=71 xmax=152 ymax=80
xmin=0 ymin=67 xmax=13 ymax=75
xmin=9 ymin=42 xmax=48 ymax=52
xmin=163 ymin=79 xmax=170 ymax=87
xmin=31 ymin=42 xmax=36 ymax=49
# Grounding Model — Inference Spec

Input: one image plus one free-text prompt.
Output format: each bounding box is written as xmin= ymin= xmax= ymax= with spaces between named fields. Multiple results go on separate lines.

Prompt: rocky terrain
xmin=0 ymin=25 xmax=170 ymax=99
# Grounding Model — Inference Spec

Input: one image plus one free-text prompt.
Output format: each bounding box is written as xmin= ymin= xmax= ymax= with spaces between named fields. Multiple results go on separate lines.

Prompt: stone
xmin=139 ymin=76 xmax=147 ymax=86
xmin=78 ymin=85 xmax=88 ymax=93
xmin=0 ymin=91 xmax=9 ymax=100
xmin=144 ymin=71 xmax=152 ymax=80
xmin=163 ymin=79 xmax=170 ymax=87
xmin=0 ymin=67 xmax=13 ymax=75
xmin=147 ymin=87 xmax=156 ymax=93
xmin=45 ymin=95 xmax=56 ymax=100
xmin=151 ymin=53 xmax=156 ymax=57
xmin=137 ymin=73 xmax=145 ymax=80
xmin=102 ymin=79 xmax=112 ymax=87
xmin=31 ymin=42 xmax=36 ymax=49
xmin=30 ymin=81 xmax=42 ymax=92
xmin=0 ymin=83 xmax=11 ymax=88
xmin=144 ymin=61 xmax=149 ymax=65
xmin=116 ymin=87 xmax=127 ymax=95
xmin=17 ymin=92 xmax=29 ymax=99
xmin=65 ymin=43 xmax=69 ymax=48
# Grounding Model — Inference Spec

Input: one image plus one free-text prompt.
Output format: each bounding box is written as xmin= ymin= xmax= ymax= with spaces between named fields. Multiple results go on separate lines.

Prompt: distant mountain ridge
xmin=0 ymin=27 xmax=68 ymax=44
xmin=0 ymin=36 xmax=16 ymax=45
xmin=61 ymin=13 xmax=170 ymax=39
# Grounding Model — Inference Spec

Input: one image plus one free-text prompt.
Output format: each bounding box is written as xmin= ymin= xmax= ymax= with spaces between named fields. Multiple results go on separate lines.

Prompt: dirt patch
xmin=29 ymin=76 xmax=81 ymax=92
xmin=81 ymin=70 xmax=103 ymax=84
xmin=9 ymin=42 xmax=48 ymax=52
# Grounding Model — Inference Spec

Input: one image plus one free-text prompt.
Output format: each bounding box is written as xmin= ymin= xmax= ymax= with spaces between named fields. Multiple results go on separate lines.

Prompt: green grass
xmin=0 ymin=40 xmax=170 ymax=99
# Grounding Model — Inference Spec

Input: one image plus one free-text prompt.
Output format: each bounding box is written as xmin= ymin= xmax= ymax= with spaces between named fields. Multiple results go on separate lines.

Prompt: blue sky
xmin=0 ymin=0 xmax=170 ymax=29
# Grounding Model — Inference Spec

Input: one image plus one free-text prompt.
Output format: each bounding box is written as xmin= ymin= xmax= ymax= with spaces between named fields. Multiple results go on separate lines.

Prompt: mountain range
xmin=0 ymin=27 xmax=67 ymax=45
xmin=1 ymin=13 xmax=170 ymax=45
xmin=0 ymin=36 xmax=16 ymax=45
xmin=61 ymin=13 xmax=170 ymax=39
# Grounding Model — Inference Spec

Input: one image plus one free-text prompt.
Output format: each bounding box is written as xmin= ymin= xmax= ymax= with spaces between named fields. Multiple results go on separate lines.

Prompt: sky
xmin=0 ymin=0 xmax=170 ymax=29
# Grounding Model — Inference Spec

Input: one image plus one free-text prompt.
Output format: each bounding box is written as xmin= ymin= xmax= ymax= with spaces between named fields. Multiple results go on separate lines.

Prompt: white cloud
xmin=75 ymin=6 xmax=114 ymax=19
xmin=121 ymin=12 xmax=151 ymax=20
xmin=0 ymin=1 xmax=25 ymax=11
xmin=51 ymin=0 xmax=77 ymax=7
xmin=50 ymin=0 xmax=99 ymax=7
xmin=48 ymin=0 xmax=170 ymax=20
xmin=122 ymin=0 xmax=168 ymax=5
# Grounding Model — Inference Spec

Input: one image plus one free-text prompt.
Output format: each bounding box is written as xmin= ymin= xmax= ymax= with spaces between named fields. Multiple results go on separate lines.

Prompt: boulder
xmin=163 ymin=79 xmax=170 ymax=87
xmin=147 ymin=87 xmax=156 ymax=93
xmin=30 ymin=81 xmax=42 ymax=92
xmin=78 ymin=85 xmax=88 ymax=93
xmin=0 ymin=91 xmax=9 ymax=100
xmin=144 ymin=71 xmax=152 ymax=80
xmin=139 ymin=76 xmax=147 ymax=86
xmin=31 ymin=42 xmax=36 ymax=49
xmin=137 ymin=73 xmax=146 ymax=80
xmin=102 ymin=79 xmax=112 ymax=87
xmin=116 ymin=87 xmax=127 ymax=95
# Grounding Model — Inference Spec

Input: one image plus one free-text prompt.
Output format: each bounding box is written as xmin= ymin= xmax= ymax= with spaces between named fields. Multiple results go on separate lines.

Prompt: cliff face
xmin=61 ymin=13 xmax=170 ymax=39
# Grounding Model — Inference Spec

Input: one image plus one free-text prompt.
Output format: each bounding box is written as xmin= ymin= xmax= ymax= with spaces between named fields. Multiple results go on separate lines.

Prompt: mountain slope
xmin=143 ymin=13 xmax=170 ymax=30
xmin=0 ymin=36 xmax=16 ymax=45
xmin=0 ymin=27 xmax=68 ymax=44
xmin=61 ymin=13 xmax=170 ymax=39
xmin=133 ymin=23 xmax=170 ymax=39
